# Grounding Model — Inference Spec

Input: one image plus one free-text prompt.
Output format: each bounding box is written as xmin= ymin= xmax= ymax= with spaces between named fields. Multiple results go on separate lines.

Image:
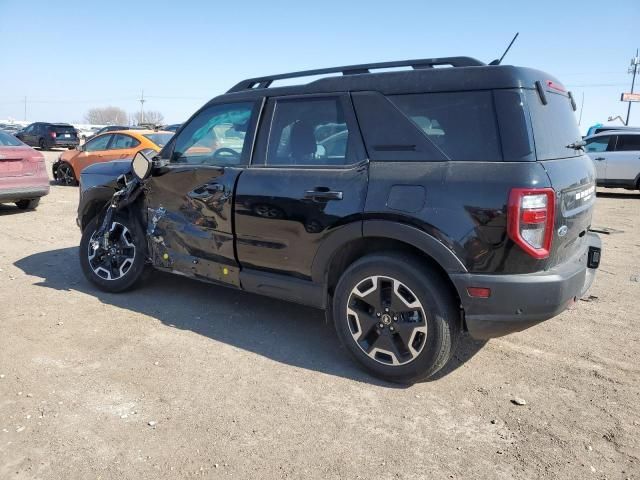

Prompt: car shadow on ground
xmin=596 ymin=191 xmax=640 ymax=199
xmin=14 ymin=247 xmax=486 ymax=387
xmin=0 ymin=203 xmax=31 ymax=216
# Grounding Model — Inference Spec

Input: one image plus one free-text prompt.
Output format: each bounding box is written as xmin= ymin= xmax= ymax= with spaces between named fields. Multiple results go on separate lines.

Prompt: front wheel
xmin=55 ymin=161 xmax=78 ymax=186
xmin=79 ymin=214 xmax=147 ymax=293
xmin=333 ymin=253 xmax=461 ymax=384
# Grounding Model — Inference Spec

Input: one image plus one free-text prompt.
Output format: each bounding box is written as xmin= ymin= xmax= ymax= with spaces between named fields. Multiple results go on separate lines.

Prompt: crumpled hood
xmin=81 ymin=160 xmax=131 ymax=177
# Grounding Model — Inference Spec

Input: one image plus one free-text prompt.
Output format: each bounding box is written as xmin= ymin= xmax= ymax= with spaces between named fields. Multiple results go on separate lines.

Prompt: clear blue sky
xmin=1 ymin=0 xmax=638 ymax=133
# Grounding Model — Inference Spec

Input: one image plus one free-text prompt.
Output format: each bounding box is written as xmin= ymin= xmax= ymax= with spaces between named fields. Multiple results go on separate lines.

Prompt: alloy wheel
xmin=57 ymin=164 xmax=75 ymax=185
xmin=88 ymin=222 xmax=136 ymax=281
xmin=346 ymin=275 xmax=428 ymax=366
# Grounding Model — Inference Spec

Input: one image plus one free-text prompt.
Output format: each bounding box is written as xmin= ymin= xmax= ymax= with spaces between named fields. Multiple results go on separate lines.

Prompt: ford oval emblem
xmin=557 ymin=225 xmax=568 ymax=237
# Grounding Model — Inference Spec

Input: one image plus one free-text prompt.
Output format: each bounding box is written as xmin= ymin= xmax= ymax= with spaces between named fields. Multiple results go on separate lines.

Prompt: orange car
xmin=52 ymin=129 xmax=173 ymax=185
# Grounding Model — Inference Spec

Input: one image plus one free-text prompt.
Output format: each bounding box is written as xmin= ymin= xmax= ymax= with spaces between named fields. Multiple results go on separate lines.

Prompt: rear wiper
xmin=566 ymin=140 xmax=586 ymax=151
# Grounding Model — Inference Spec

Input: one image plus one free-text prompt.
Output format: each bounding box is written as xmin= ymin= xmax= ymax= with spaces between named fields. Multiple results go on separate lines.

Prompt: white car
xmin=585 ymin=130 xmax=640 ymax=190
xmin=74 ymin=126 xmax=101 ymax=142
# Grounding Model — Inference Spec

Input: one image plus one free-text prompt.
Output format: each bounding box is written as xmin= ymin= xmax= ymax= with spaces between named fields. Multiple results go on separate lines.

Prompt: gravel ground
xmin=0 ymin=150 xmax=639 ymax=480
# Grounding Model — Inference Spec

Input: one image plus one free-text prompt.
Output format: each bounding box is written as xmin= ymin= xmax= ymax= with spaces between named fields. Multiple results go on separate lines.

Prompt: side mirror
xmin=132 ymin=151 xmax=153 ymax=180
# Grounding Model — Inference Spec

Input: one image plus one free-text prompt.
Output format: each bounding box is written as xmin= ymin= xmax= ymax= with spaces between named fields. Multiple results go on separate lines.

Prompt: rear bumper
xmin=451 ymin=232 xmax=601 ymax=339
xmin=43 ymin=138 xmax=78 ymax=148
xmin=52 ymin=140 xmax=79 ymax=148
xmin=0 ymin=185 xmax=50 ymax=202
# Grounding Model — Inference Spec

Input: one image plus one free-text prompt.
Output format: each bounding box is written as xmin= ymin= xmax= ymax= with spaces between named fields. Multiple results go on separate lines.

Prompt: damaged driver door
xmin=144 ymin=101 xmax=261 ymax=287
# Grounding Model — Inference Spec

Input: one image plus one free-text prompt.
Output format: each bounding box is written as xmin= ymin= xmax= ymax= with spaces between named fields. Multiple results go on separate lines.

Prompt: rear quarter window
xmin=388 ymin=91 xmax=503 ymax=161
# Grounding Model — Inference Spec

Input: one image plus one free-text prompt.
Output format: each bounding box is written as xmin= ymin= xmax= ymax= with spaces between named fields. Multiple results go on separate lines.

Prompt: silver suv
xmin=585 ymin=130 xmax=640 ymax=190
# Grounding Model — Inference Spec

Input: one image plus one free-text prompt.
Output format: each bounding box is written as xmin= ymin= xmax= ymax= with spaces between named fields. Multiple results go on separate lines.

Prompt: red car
xmin=0 ymin=131 xmax=49 ymax=210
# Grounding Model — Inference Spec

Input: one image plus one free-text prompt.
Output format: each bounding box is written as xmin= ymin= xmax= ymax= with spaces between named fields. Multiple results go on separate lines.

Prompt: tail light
xmin=507 ymin=188 xmax=555 ymax=259
xmin=50 ymin=131 xmax=57 ymax=138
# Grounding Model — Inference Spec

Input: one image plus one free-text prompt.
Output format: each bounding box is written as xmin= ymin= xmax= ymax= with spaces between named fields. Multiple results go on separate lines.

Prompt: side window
xmin=85 ymin=134 xmax=112 ymax=152
xmin=585 ymin=136 xmax=611 ymax=153
xmin=615 ymin=135 xmax=640 ymax=152
xmin=266 ymin=97 xmax=355 ymax=166
xmin=110 ymin=134 xmax=140 ymax=150
xmin=172 ymin=102 xmax=256 ymax=165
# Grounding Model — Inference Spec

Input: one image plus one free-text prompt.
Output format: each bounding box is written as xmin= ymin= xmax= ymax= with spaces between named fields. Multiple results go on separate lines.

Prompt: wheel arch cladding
xmin=316 ymin=220 xmax=466 ymax=318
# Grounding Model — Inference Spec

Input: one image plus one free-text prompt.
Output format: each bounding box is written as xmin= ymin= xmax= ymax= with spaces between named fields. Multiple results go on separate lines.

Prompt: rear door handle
xmin=304 ymin=188 xmax=343 ymax=201
xmin=594 ymin=157 xmax=605 ymax=161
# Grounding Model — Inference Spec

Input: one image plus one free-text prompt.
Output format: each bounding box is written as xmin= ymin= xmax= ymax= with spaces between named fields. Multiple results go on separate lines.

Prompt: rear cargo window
xmin=525 ymin=90 xmax=581 ymax=160
xmin=143 ymin=133 xmax=173 ymax=148
xmin=52 ymin=125 xmax=77 ymax=135
xmin=388 ymin=91 xmax=502 ymax=161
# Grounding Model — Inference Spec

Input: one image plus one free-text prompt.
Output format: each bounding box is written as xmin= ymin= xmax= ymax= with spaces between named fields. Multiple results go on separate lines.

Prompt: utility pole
xmin=139 ymin=89 xmax=145 ymax=125
xmin=626 ymin=49 xmax=639 ymax=126
xmin=23 ymin=96 xmax=27 ymax=121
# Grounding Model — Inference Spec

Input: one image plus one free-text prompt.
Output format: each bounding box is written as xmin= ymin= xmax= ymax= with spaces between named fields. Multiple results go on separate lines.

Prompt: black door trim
xmin=240 ymin=269 xmax=325 ymax=309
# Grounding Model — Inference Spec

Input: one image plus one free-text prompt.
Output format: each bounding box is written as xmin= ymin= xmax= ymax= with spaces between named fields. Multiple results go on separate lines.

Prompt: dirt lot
xmin=1 ymin=150 xmax=639 ymax=480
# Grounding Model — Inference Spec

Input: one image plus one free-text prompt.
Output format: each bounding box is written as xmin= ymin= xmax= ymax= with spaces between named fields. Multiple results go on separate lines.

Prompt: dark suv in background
xmin=17 ymin=122 xmax=79 ymax=150
xmin=76 ymin=56 xmax=601 ymax=383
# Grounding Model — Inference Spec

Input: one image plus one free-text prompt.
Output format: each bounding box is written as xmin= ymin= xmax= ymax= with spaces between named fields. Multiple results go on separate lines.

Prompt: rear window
xmin=0 ymin=131 xmax=22 ymax=146
xmin=615 ymin=134 xmax=640 ymax=151
xmin=143 ymin=133 xmax=173 ymax=148
xmin=525 ymin=90 xmax=581 ymax=160
xmin=389 ymin=91 xmax=502 ymax=161
xmin=52 ymin=125 xmax=77 ymax=135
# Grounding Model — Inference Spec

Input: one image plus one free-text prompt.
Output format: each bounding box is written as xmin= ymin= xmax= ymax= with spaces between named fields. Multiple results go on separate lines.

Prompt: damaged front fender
xmin=78 ymin=161 xmax=134 ymax=231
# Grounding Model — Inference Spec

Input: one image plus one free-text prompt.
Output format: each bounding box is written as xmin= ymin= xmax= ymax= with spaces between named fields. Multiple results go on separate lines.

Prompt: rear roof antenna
xmin=490 ymin=32 xmax=519 ymax=65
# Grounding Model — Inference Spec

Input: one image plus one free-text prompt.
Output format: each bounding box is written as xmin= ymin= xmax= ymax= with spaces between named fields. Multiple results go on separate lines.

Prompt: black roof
xmin=206 ymin=58 xmax=562 ymax=106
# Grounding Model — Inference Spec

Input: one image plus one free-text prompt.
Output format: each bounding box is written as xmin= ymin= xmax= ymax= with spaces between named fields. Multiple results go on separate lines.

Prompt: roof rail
xmin=227 ymin=56 xmax=485 ymax=93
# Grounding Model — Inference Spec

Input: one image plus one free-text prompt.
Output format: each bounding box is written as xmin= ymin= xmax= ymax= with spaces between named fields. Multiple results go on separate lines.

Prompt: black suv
xmin=16 ymin=122 xmax=79 ymax=150
xmin=76 ymin=57 xmax=601 ymax=383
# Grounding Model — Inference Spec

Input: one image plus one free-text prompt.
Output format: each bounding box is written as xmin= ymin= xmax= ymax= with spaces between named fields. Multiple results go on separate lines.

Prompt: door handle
xmin=304 ymin=188 xmax=343 ymax=201
xmin=594 ymin=157 xmax=605 ymax=161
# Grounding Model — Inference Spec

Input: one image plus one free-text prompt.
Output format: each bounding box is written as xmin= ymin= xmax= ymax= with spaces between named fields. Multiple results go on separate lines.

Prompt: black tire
xmin=55 ymin=161 xmax=78 ymax=186
xmin=79 ymin=214 xmax=147 ymax=293
xmin=15 ymin=198 xmax=40 ymax=210
xmin=38 ymin=138 xmax=47 ymax=151
xmin=333 ymin=252 xmax=461 ymax=384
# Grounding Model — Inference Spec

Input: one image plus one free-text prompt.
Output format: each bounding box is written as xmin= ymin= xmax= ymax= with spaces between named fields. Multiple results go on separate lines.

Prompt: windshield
xmin=143 ymin=133 xmax=173 ymax=148
xmin=0 ymin=131 xmax=23 ymax=146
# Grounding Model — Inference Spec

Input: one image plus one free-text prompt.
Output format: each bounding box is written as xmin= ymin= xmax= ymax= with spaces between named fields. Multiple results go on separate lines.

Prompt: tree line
xmin=84 ymin=106 xmax=164 ymax=126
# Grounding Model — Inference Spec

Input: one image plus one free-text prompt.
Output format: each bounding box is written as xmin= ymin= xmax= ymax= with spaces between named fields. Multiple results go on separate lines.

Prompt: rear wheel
xmin=38 ymin=138 xmax=47 ymax=151
xmin=55 ymin=162 xmax=78 ymax=186
xmin=333 ymin=253 xmax=461 ymax=384
xmin=79 ymin=214 xmax=147 ymax=293
xmin=15 ymin=198 xmax=40 ymax=210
